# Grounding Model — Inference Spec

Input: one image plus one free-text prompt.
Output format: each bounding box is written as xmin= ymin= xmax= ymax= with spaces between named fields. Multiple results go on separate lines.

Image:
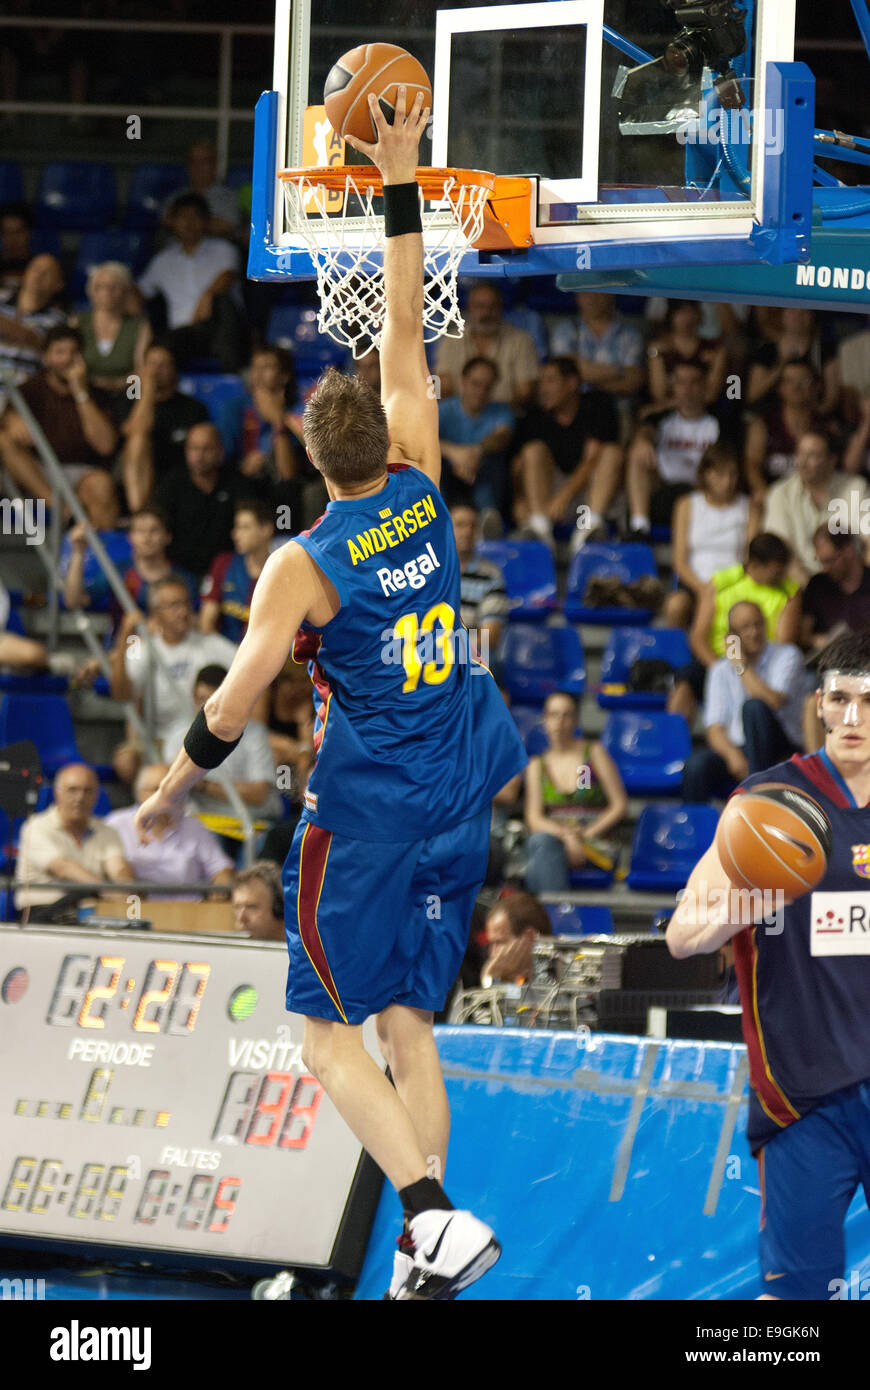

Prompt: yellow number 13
xmin=393 ymin=602 xmax=456 ymax=693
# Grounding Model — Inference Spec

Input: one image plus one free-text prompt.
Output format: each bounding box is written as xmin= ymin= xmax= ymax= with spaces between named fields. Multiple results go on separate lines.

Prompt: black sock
xmin=399 ymin=1176 xmax=454 ymax=1218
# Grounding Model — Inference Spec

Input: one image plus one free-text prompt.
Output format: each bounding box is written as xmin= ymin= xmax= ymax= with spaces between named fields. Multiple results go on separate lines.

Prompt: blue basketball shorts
xmin=758 ymin=1079 xmax=870 ymax=1300
xmin=281 ymin=806 xmax=491 ymax=1026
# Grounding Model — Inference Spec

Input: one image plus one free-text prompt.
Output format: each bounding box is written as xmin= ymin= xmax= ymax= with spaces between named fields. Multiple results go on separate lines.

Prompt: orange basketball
xmin=324 ymin=43 xmax=432 ymax=143
xmin=716 ymin=782 xmax=832 ymax=898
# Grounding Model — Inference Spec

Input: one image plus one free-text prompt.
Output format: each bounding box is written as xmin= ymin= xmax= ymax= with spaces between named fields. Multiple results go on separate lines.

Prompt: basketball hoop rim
xmin=278 ymin=165 xmax=497 ymax=198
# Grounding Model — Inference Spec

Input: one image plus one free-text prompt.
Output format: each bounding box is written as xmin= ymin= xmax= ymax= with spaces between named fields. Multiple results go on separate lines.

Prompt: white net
xmin=280 ymin=170 xmax=491 ymax=358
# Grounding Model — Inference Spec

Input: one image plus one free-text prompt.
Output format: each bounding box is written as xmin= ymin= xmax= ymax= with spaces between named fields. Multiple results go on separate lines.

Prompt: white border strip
xmin=433 ymin=1 xmax=604 ymax=207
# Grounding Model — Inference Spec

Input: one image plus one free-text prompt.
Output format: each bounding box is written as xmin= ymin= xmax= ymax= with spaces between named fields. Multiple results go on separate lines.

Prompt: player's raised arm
xmin=346 ymin=88 xmax=440 ymax=487
xmin=666 ymin=839 xmax=745 ymax=959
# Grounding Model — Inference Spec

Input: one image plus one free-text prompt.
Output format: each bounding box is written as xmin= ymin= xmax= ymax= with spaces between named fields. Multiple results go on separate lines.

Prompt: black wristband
xmin=383 ymin=181 xmax=422 ymax=238
xmin=184 ymin=707 xmax=243 ymax=770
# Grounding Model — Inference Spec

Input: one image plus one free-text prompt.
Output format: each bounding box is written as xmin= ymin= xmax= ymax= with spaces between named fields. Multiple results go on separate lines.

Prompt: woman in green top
xmin=74 ymin=262 xmax=150 ymax=393
xmin=524 ymin=690 xmax=628 ymax=894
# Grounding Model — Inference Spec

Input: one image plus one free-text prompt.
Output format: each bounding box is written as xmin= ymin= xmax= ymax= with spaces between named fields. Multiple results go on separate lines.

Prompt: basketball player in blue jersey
xmin=667 ymin=630 xmax=870 ymax=1301
xmin=135 ymin=88 xmax=527 ymax=1301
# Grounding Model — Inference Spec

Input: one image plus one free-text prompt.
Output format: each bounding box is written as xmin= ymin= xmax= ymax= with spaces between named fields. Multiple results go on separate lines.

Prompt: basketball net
xmin=279 ymin=168 xmax=493 ymax=358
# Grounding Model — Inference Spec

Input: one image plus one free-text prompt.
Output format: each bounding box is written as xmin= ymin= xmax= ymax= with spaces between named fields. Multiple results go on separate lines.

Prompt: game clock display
xmin=0 ymin=928 xmax=382 ymax=1273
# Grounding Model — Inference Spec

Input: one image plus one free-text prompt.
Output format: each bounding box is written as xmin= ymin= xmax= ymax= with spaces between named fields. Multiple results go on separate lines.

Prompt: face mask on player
xmin=820 ymin=671 xmax=870 ymax=729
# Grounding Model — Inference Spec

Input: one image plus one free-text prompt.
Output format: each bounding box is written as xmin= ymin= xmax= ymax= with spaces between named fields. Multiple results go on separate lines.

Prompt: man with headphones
xmin=231 ymin=861 xmax=285 ymax=942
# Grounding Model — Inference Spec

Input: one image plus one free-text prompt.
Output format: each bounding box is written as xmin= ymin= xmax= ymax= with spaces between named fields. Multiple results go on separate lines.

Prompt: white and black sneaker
xmin=383 ymin=1249 xmax=415 ymax=1300
xmin=395 ymin=1210 xmax=501 ymax=1300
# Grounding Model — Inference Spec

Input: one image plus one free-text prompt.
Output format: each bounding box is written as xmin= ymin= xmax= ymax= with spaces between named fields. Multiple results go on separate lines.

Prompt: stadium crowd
xmin=3 ymin=150 xmax=870 ymax=1006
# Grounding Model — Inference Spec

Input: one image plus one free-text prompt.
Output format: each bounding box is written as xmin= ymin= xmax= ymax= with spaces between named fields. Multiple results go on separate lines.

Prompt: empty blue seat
xmin=177 ymin=372 xmax=247 ymax=424
xmin=500 ymin=624 xmax=585 ymax=706
xmin=124 ymin=163 xmax=187 ymax=229
xmin=0 ymin=161 xmax=24 ymax=202
xmin=569 ymin=864 xmax=615 ymax=889
xmin=509 ymin=703 xmax=544 ymax=745
xmin=476 ymin=539 xmax=557 ymax=620
xmin=70 ymin=230 xmax=150 ymax=302
xmin=626 ymin=803 xmax=719 ymax=892
xmin=601 ymin=711 xmax=691 ymax=795
xmin=266 ymin=304 xmax=347 ymax=377
xmin=564 ymin=543 xmax=658 ymax=625
xmin=598 ymin=626 xmax=692 ymax=709
xmin=36 ymin=163 xmax=117 ymax=231
xmin=0 ymin=694 xmax=81 ymax=778
xmin=546 ymin=903 xmax=614 ymax=936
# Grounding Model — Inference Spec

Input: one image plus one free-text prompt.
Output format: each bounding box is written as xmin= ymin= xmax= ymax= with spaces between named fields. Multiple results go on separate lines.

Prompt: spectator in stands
xmin=801 ymin=526 xmax=870 ymax=650
xmin=153 ymin=422 xmax=265 ymax=578
xmin=668 ymin=532 xmax=802 ymax=724
xmin=671 ymin=445 xmax=758 ymax=625
xmin=0 ymin=324 xmax=118 ymax=524
xmin=162 ymin=664 xmax=281 ymax=821
xmin=647 ymin=300 xmax=727 ymax=408
xmin=74 ymin=262 xmax=150 ymax=395
xmin=215 ymin=344 xmax=302 ymax=518
xmin=744 ymin=359 xmax=825 ymax=496
xmin=0 ymin=575 xmax=50 ymax=671
xmin=523 ymin=691 xmax=628 ymax=895
xmin=438 ymin=356 xmax=513 ymax=527
xmin=481 ymin=891 xmax=553 ymax=986
xmin=139 ymin=192 xmax=247 ymax=372
xmin=200 ymin=499 xmax=274 ymax=641
xmin=168 ymin=139 xmax=243 ymax=243
xmin=626 ymin=359 xmax=720 ymax=539
xmin=746 ymin=306 xmax=839 ymax=413
xmin=0 ymin=252 xmax=66 ymax=383
xmin=836 ymin=313 xmax=870 ymax=419
xmin=682 ymin=601 xmax=805 ymax=801
xmin=109 ymin=574 xmax=237 ymax=773
xmin=512 ymin=356 xmax=622 ymax=548
xmin=118 ymin=341 xmax=210 ymax=510
xmin=843 ymin=392 xmax=870 ymax=477
xmin=549 ymin=292 xmax=645 ymax=424
xmin=435 ymin=281 xmax=539 ymax=408
xmin=105 ymin=762 xmax=234 ymax=894
xmin=14 ymin=763 xmax=132 ymax=916
xmin=451 ymin=501 xmax=510 ymax=654
xmin=63 ymin=504 xmax=197 ymax=627
xmin=266 ymin=661 xmax=315 ymax=799
xmin=763 ymin=430 xmax=869 ymax=585
xmin=0 ymin=201 xmax=34 ymax=291
xmin=231 ymin=861 xmax=286 ymax=942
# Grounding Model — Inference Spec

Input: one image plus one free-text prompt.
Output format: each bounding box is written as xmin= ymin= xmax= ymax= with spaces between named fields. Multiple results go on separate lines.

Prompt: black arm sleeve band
xmin=183 ymin=707 xmax=243 ymax=769
xmin=383 ymin=181 xmax=422 ymax=238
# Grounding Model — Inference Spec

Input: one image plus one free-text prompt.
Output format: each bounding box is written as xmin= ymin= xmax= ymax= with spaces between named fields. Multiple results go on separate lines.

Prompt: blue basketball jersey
xmin=291 ymin=464 xmax=527 ymax=843
xmin=732 ymin=752 xmax=870 ymax=1152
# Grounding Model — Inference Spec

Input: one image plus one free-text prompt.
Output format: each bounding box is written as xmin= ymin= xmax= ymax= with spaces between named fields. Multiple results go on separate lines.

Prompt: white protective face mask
xmin=820 ymin=671 xmax=870 ymax=730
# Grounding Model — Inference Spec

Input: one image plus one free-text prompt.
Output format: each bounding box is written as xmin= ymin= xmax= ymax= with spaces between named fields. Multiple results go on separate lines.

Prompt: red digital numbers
xmin=207 ymin=1177 xmax=241 ymax=1233
xmin=211 ymin=1071 xmax=324 ymax=1150
xmin=279 ymin=1075 xmax=323 ymax=1150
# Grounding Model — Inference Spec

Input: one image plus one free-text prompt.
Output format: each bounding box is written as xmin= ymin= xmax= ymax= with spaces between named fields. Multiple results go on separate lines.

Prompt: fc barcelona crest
xmin=851 ymin=845 xmax=870 ymax=879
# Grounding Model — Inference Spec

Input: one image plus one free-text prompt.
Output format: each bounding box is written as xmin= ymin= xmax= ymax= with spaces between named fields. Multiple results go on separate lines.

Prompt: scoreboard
xmin=0 ymin=927 xmax=382 ymax=1275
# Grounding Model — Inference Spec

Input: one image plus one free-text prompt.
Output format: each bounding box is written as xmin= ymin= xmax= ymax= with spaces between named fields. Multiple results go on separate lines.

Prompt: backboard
xmin=248 ymin=0 xmax=811 ymax=283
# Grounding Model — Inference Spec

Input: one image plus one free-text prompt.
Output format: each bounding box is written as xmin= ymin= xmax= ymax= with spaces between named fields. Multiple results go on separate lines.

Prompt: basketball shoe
xmin=394 ymin=1209 xmax=501 ymax=1300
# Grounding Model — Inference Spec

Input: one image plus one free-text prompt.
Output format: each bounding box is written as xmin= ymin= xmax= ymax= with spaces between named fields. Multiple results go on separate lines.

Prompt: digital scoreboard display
xmin=0 ymin=927 xmax=382 ymax=1274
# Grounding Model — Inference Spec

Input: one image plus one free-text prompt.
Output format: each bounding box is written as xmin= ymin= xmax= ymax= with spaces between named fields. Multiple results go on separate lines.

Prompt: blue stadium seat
xmin=601 ymin=711 xmax=691 ymax=795
xmin=500 ymin=624 xmax=585 ymax=706
xmin=626 ymin=803 xmax=719 ymax=893
xmin=598 ymin=626 xmax=692 ymax=709
xmin=564 ymin=543 xmax=658 ymax=625
xmin=476 ymin=539 xmax=557 ymax=620
xmin=0 ymin=888 xmax=16 ymax=923
xmin=266 ymin=304 xmax=348 ymax=377
xmin=504 ymin=304 xmax=549 ymax=360
xmin=509 ymin=703 xmax=544 ymax=745
xmin=0 ymin=807 xmax=10 ymax=873
xmin=124 ymin=163 xmax=187 ymax=229
xmin=546 ymin=903 xmax=615 ymax=936
xmin=29 ymin=229 xmax=63 ymax=259
xmin=70 ymin=230 xmax=150 ymax=302
xmin=569 ymin=864 xmax=615 ymax=889
xmin=36 ymin=163 xmax=117 ymax=231
xmin=226 ymin=165 xmax=252 ymax=190
xmin=177 ymin=372 xmax=247 ymax=424
xmin=0 ymin=161 xmax=24 ymax=202
xmin=0 ymin=694 xmax=82 ymax=778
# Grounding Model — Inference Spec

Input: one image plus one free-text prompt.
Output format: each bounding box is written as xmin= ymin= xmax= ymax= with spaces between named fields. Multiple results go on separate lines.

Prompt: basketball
xmin=323 ymin=43 xmax=432 ymax=142
xmin=716 ymin=783 xmax=832 ymax=898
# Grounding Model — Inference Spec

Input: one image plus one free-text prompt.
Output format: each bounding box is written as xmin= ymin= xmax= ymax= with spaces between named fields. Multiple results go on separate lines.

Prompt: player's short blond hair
xmin=303 ymin=368 xmax=389 ymax=486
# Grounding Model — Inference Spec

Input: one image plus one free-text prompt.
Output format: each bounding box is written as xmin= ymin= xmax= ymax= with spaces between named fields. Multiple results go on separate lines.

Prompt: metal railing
xmin=1 ymin=371 xmax=257 ymax=864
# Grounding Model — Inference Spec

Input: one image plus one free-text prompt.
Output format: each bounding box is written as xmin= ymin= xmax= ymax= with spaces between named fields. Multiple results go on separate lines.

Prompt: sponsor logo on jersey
xmin=303 ymin=790 xmax=318 ymax=812
xmin=810 ymin=891 xmax=870 ymax=954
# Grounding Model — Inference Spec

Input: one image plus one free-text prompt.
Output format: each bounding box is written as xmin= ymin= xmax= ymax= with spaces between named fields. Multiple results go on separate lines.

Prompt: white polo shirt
xmin=15 ymin=806 xmax=127 ymax=908
xmin=139 ymin=237 xmax=240 ymax=329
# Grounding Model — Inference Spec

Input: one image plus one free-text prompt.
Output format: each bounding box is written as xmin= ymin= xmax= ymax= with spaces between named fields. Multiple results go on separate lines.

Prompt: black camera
xmin=619 ymin=0 xmax=748 ymax=123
